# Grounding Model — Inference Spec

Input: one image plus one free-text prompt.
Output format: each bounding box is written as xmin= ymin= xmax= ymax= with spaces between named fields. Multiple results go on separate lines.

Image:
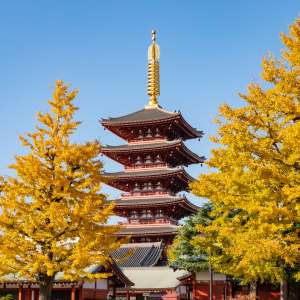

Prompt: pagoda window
xmin=155 ymin=155 xmax=161 ymax=163
xmin=137 ymin=130 xmax=143 ymax=138
xmin=144 ymin=155 xmax=152 ymax=163
xmin=154 ymin=128 xmax=160 ymax=137
xmin=134 ymin=156 xmax=142 ymax=164
xmin=130 ymin=211 xmax=138 ymax=218
xmin=155 ymin=182 xmax=162 ymax=190
xmin=146 ymin=129 xmax=152 ymax=137
xmin=155 ymin=209 xmax=164 ymax=217
xmin=139 ymin=237 xmax=151 ymax=242
xmin=133 ymin=183 xmax=139 ymax=191
xmin=142 ymin=183 xmax=153 ymax=190
xmin=140 ymin=209 xmax=152 ymax=217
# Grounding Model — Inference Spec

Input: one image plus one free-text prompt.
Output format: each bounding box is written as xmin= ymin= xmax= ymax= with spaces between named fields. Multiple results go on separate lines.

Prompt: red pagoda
xmin=100 ymin=30 xmax=205 ymax=248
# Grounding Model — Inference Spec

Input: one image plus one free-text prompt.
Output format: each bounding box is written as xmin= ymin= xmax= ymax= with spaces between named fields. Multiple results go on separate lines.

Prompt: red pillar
xmin=193 ymin=274 xmax=196 ymax=300
xmin=79 ymin=286 xmax=83 ymax=300
xmin=71 ymin=284 xmax=75 ymax=300
xmin=36 ymin=289 xmax=39 ymax=300
xmin=19 ymin=285 xmax=23 ymax=300
xmin=127 ymin=290 xmax=129 ymax=300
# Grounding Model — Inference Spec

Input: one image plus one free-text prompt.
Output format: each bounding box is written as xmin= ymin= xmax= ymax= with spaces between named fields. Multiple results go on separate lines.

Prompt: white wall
xmin=176 ymin=285 xmax=187 ymax=293
xmin=196 ymin=271 xmax=226 ymax=281
xmin=83 ymin=281 xmax=95 ymax=289
xmin=96 ymin=279 xmax=107 ymax=289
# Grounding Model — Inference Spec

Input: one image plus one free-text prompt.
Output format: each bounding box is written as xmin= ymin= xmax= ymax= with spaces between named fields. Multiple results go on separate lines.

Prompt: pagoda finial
xmin=145 ymin=30 xmax=161 ymax=109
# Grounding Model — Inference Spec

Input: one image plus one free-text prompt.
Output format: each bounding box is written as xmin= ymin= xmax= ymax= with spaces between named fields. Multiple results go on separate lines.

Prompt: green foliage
xmin=168 ymin=203 xmax=214 ymax=272
xmin=5 ymin=295 xmax=15 ymax=300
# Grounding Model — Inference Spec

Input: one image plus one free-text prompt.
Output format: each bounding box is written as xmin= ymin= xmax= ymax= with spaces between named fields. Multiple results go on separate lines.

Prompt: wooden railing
xmin=128 ymin=138 xmax=167 ymax=143
xmin=118 ymin=220 xmax=179 ymax=226
xmin=120 ymin=191 xmax=172 ymax=198
xmin=124 ymin=164 xmax=168 ymax=170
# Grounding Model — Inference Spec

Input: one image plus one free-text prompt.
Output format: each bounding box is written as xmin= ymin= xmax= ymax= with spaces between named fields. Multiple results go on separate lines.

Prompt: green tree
xmin=168 ymin=203 xmax=214 ymax=272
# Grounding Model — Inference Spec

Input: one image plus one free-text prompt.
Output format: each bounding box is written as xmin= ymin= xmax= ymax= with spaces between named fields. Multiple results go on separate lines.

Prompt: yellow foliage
xmin=0 ymin=80 xmax=129 ymax=282
xmin=191 ymin=16 xmax=300 ymax=283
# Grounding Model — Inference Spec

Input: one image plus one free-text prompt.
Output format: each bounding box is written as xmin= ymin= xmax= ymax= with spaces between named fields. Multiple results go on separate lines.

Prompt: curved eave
xmin=177 ymin=115 xmax=204 ymax=140
xmin=116 ymin=226 xmax=180 ymax=236
xmin=100 ymin=108 xmax=181 ymax=125
xmin=103 ymin=168 xmax=195 ymax=183
xmin=107 ymin=259 xmax=135 ymax=287
xmin=110 ymin=197 xmax=199 ymax=214
xmin=101 ymin=140 xmax=205 ymax=164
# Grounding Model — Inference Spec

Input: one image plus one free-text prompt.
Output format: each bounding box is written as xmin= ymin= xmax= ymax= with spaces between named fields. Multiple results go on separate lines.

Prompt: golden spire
xmin=145 ymin=30 xmax=161 ymax=109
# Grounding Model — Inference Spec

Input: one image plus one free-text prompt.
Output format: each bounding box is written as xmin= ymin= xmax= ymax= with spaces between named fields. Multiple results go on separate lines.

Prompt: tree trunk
xmin=289 ymin=280 xmax=300 ymax=300
xmin=39 ymin=273 xmax=55 ymax=300
xmin=249 ymin=280 xmax=258 ymax=299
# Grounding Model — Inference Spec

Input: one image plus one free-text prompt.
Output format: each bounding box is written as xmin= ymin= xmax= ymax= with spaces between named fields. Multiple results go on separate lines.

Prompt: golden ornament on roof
xmin=145 ymin=30 xmax=161 ymax=109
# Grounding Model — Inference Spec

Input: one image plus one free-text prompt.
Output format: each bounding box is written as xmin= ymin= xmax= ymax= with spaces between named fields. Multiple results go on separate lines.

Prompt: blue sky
xmin=1 ymin=1 xmax=299 ymax=224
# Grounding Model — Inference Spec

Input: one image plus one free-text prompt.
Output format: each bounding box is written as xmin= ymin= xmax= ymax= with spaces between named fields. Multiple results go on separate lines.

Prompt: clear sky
xmin=1 ymin=1 xmax=299 ymax=224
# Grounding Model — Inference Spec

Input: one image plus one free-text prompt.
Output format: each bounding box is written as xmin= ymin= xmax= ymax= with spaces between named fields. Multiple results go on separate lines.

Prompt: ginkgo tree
xmin=190 ymin=15 xmax=300 ymax=293
xmin=0 ymin=80 xmax=128 ymax=300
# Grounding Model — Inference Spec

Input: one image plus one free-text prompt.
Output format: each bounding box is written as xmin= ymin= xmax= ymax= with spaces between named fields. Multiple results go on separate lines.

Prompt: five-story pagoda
xmin=101 ymin=31 xmax=205 ymax=247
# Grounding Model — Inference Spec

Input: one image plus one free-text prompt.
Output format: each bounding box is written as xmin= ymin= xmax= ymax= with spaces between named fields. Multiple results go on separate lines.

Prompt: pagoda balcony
xmin=124 ymin=163 xmax=168 ymax=171
xmin=118 ymin=220 xmax=180 ymax=226
xmin=120 ymin=191 xmax=173 ymax=199
xmin=128 ymin=137 xmax=168 ymax=143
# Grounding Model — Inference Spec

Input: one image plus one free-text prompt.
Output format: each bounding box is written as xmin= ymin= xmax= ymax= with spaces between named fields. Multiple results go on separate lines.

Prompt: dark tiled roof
xmin=117 ymin=226 xmax=180 ymax=235
xmin=109 ymin=196 xmax=183 ymax=205
xmin=102 ymin=140 xmax=181 ymax=151
xmin=103 ymin=167 xmax=195 ymax=182
xmin=111 ymin=242 xmax=164 ymax=268
xmin=108 ymin=196 xmax=199 ymax=212
xmin=176 ymin=272 xmax=193 ymax=281
xmin=102 ymin=139 xmax=205 ymax=163
xmin=101 ymin=107 xmax=180 ymax=124
xmin=108 ymin=259 xmax=135 ymax=286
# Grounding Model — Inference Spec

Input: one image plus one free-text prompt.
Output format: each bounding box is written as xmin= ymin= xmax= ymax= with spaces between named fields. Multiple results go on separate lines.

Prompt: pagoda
xmin=100 ymin=30 xmax=205 ymax=248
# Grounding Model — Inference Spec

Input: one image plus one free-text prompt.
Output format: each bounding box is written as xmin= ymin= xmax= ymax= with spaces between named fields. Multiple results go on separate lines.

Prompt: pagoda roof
xmin=100 ymin=107 xmax=204 ymax=141
xmin=117 ymin=225 xmax=180 ymax=236
xmin=103 ymin=167 xmax=195 ymax=182
xmin=111 ymin=242 xmax=165 ymax=268
xmin=101 ymin=107 xmax=181 ymax=124
xmin=101 ymin=139 xmax=205 ymax=165
xmin=103 ymin=140 xmax=181 ymax=151
xmin=108 ymin=195 xmax=199 ymax=214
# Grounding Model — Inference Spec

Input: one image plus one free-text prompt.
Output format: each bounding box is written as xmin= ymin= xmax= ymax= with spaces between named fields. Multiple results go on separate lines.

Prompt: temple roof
xmin=103 ymin=140 xmax=181 ymax=151
xmin=111 ymin=242 xmax=165 ymax=268
xmin=103 ymin=167 xmax=195 ymax=181
xmin=119 ymin=267 xmax=189 ymax=290
xmin=117 ymin=225 xmax=180 ymax=236
xmin=101 ymin=139 xmax=205 ymax=166
xmin=100 ymin=107 xmax=203 ymax=141
xmin=0 ymin=259 xmax=134 ymax=287
xmin=108 ymin=196 xmax=199 ymax=213
xmin=101 ymin=107 xmax=181 ymax=124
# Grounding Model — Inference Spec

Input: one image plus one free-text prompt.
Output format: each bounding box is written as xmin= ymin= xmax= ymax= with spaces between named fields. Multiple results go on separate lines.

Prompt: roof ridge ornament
xmin=145 ymin=30 xmax=162 ymax=109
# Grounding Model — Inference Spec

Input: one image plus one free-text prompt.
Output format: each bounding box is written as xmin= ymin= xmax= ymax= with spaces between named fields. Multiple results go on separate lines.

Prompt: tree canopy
xmin=0 ymin=80 xmax=128 ymax=299
xmin=168 ymin=203 xmax=214 ymax=272
xmin=190 ymin=16 xmax=300 ymax=283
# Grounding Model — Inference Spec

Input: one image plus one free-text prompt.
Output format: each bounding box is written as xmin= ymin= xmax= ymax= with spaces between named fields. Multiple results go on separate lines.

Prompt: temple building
xmin=101 ymin=30 xmax=205 ymax=248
